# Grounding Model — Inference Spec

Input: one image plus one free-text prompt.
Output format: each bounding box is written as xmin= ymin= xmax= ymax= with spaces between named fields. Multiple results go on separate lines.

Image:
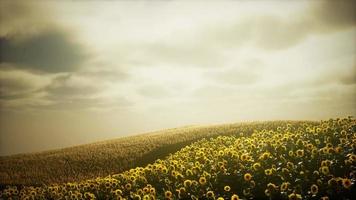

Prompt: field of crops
xmin=0 ymin=121 xmax=301 ymax=185
xmin=1 ymin=118 xmax=355 ymax=200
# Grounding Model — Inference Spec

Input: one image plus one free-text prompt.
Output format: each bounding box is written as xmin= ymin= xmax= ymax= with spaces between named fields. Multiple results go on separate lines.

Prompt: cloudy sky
xmin=0 ymin=0 xmax=355 ymax=155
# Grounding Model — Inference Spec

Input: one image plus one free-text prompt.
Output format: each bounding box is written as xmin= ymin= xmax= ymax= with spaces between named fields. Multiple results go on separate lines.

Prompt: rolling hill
xmin=1 ymin=118 xmax=354 ymax=200
xmin=0 ymin=121 xmax=310 ymax=186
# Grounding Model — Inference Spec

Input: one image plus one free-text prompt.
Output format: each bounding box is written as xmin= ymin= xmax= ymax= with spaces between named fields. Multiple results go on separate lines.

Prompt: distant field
xmin=0 ymin=121 xmax=308 ymax=186
xmin=1 ymin=118 xmax=354 ymax=200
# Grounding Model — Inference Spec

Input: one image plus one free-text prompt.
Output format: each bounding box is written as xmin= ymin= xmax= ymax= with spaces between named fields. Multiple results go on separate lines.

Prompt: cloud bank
xmin=0 ymin=0 xmax=355 ymax=155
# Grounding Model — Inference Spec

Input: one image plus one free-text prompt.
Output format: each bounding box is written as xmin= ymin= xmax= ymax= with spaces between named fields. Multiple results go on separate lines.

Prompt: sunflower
xmin=315 ymin=139 xmax=321 ymax=145
xmin=199 ymin=177 xmax=207 ymax=185
xmin=218 ymin=150 xmax=224 ymax=156
xmin=253 ymin=162 xmax=261 ymax=171
xmin=280 ymin=182 xmax=289 ymax=191
xmin=334 ymin=146 xmax=342 ymax=153
xmin=313 ymin=170 xmax=319 ymax=176
xmin=231 ymin=194 xmax=239 ymax=200
xmin=296 ymin=149 xmax=304 ymax=157
xmin=287 ymin=162 xmax=294 ymax=169
xmin=310 ymin=184 xmax=318 ymax=195
xmin=114 ymin=189 xmax=123 ymax=196
xmin=164 ymin=191 xmax=172 ymax=198
xmin=150 ymin=188 xmax=156 ymax=195
xmin=267 ymin=183 xmax=277 ymax=191
xmin=259 ymin=152 xmax=270 ymax=160
xmin=206 ymin=191 xmax=215 ymax=199
xmin=350 ymin=154 xmax=356 ymax=162
xmin=265 ymin=169 xmax=273 ymax=176
xmin=327 ymin=148 xmax=334 ymax=154
xmin=177 ymin=187 xmax=186 ymax=197
xmin=241 ymin=153 xmax=249 ymax=161
xmin=342 ymin=178 xmax=352 ymax=189
xmin=186 ymin=169 xmax=193 ymax=176
xmin=133 ymin=194 xmax=141 ymax=200
xmin=282 ymin=168 xmax=290 ymax=174
xmin=244 ymin=173 xmax=252 ymax=181
xmin=264 ymin=189 xmax=271 ymax=197
xmin=321 ymin=166 xmax=329 ymax=175
xmin=311 ymin=149 xmax=318 ymax=156
xmin=125 ymin=183 xmax=132 ymax=190
xmin=288 ymin=151 xmax=294 ymax=157
xmin=243 ymin=188 xmax=251 ymax=196
xmin=224 ymin=185 xmax=231 ymax=192
xmin=104 ymin=182 xmax=111 ymax=189
xmin=184 ymin=180 xmax=192 ymax=188
xmin=288 ymin=193 xmax=302 ymax=200
xmin=345 ymin=159 xmax=353 ymax=165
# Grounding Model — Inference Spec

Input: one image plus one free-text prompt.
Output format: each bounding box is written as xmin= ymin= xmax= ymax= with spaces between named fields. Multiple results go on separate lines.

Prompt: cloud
xmin=338 ymin=71 xmax=356 ymax=85
xmin=197 ymin=1 xmax=356 ymax=52
xmin=321 ymin=66 xmax=356 ymax=86
xmin=78 ymin=61 xmax=130 ymax=82
xmin=253 ymin=0 xmax=356 ymax=50
xmin=34 ymin=96 xmax=132 ymax=111
xmin=0 ymin=0 xmax=50 ymax=36
xmin=208 ymin=59 xmax=263 ymax=85
xmin=311 ymin=0 xmax=356 ymax=31
xmin=137 ymin=84 xmax=172 ymax=98
xmin=0 ymin=67 xmax=51 ymax=100
xmin=39 ymin=73 xmax=133 ymax=111
xmin=45 ymin=74 xmax=100 ymax=98
xmin=297 ymin=64 xmax=356 ymax=87
xmin=0 ymin=29 xmax=88 ymax=73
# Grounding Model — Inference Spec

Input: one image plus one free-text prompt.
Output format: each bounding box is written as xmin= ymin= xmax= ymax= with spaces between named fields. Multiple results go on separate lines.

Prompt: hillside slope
xmin=1 ymin=118 xmax=354 ymax=200
xmin=0 ymin=121 xmax=314 ymax=185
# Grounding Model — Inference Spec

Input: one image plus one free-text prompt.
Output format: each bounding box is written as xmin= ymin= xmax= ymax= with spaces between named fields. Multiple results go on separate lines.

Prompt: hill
xmin=0 ymin=121 xmax=310 ymax=186
xmin=1 ymin=118 xmax=354 ymax=200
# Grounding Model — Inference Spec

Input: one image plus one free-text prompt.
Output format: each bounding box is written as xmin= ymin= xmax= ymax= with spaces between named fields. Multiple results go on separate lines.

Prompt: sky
xmin=0 ymin=0 xmax=355 ymax=156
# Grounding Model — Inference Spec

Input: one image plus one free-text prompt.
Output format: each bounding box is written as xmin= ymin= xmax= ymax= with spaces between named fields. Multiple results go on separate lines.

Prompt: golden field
xmin=0 ymin=121 xmax=299 ymax=185
xmin=1 ymin=118 xmax=355 ymax=200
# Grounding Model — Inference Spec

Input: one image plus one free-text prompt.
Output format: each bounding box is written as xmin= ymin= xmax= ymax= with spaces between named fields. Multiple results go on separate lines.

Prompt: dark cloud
xmin=329 ymin=65 xmax=356 ymax=86
xmin=0 ymin=76 xmax=33 ymax=98
xmin=204 ymin=1 xmax=356 ymax=51
xmin=34 ymin=97 xmax=131 ymax=111
xmin=338 ymin=72 xmax=356 ymax=85
xmin=0 ymin=68 xmax=49 ymax=100
xmin=0 ymin=30 xmax=88 ymax=73
xmin=0 ymin=1 xmax=48 ymax=36
xmin=300 ymin=65 xmax=356 ymax=87
xmin=38 ymin=73 xmax=133 ymax=111
xmin=312 ymin=0 xmax=356 ymax=31
xmin=44 ymin=74 xmax=99 ymax=99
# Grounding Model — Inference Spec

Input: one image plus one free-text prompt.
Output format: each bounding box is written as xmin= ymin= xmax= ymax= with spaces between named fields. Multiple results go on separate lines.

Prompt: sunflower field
xmin=1 ymin=117 xmax=355 ymax=200
xmin=0 ymin=121 xmax=302 ymax=185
